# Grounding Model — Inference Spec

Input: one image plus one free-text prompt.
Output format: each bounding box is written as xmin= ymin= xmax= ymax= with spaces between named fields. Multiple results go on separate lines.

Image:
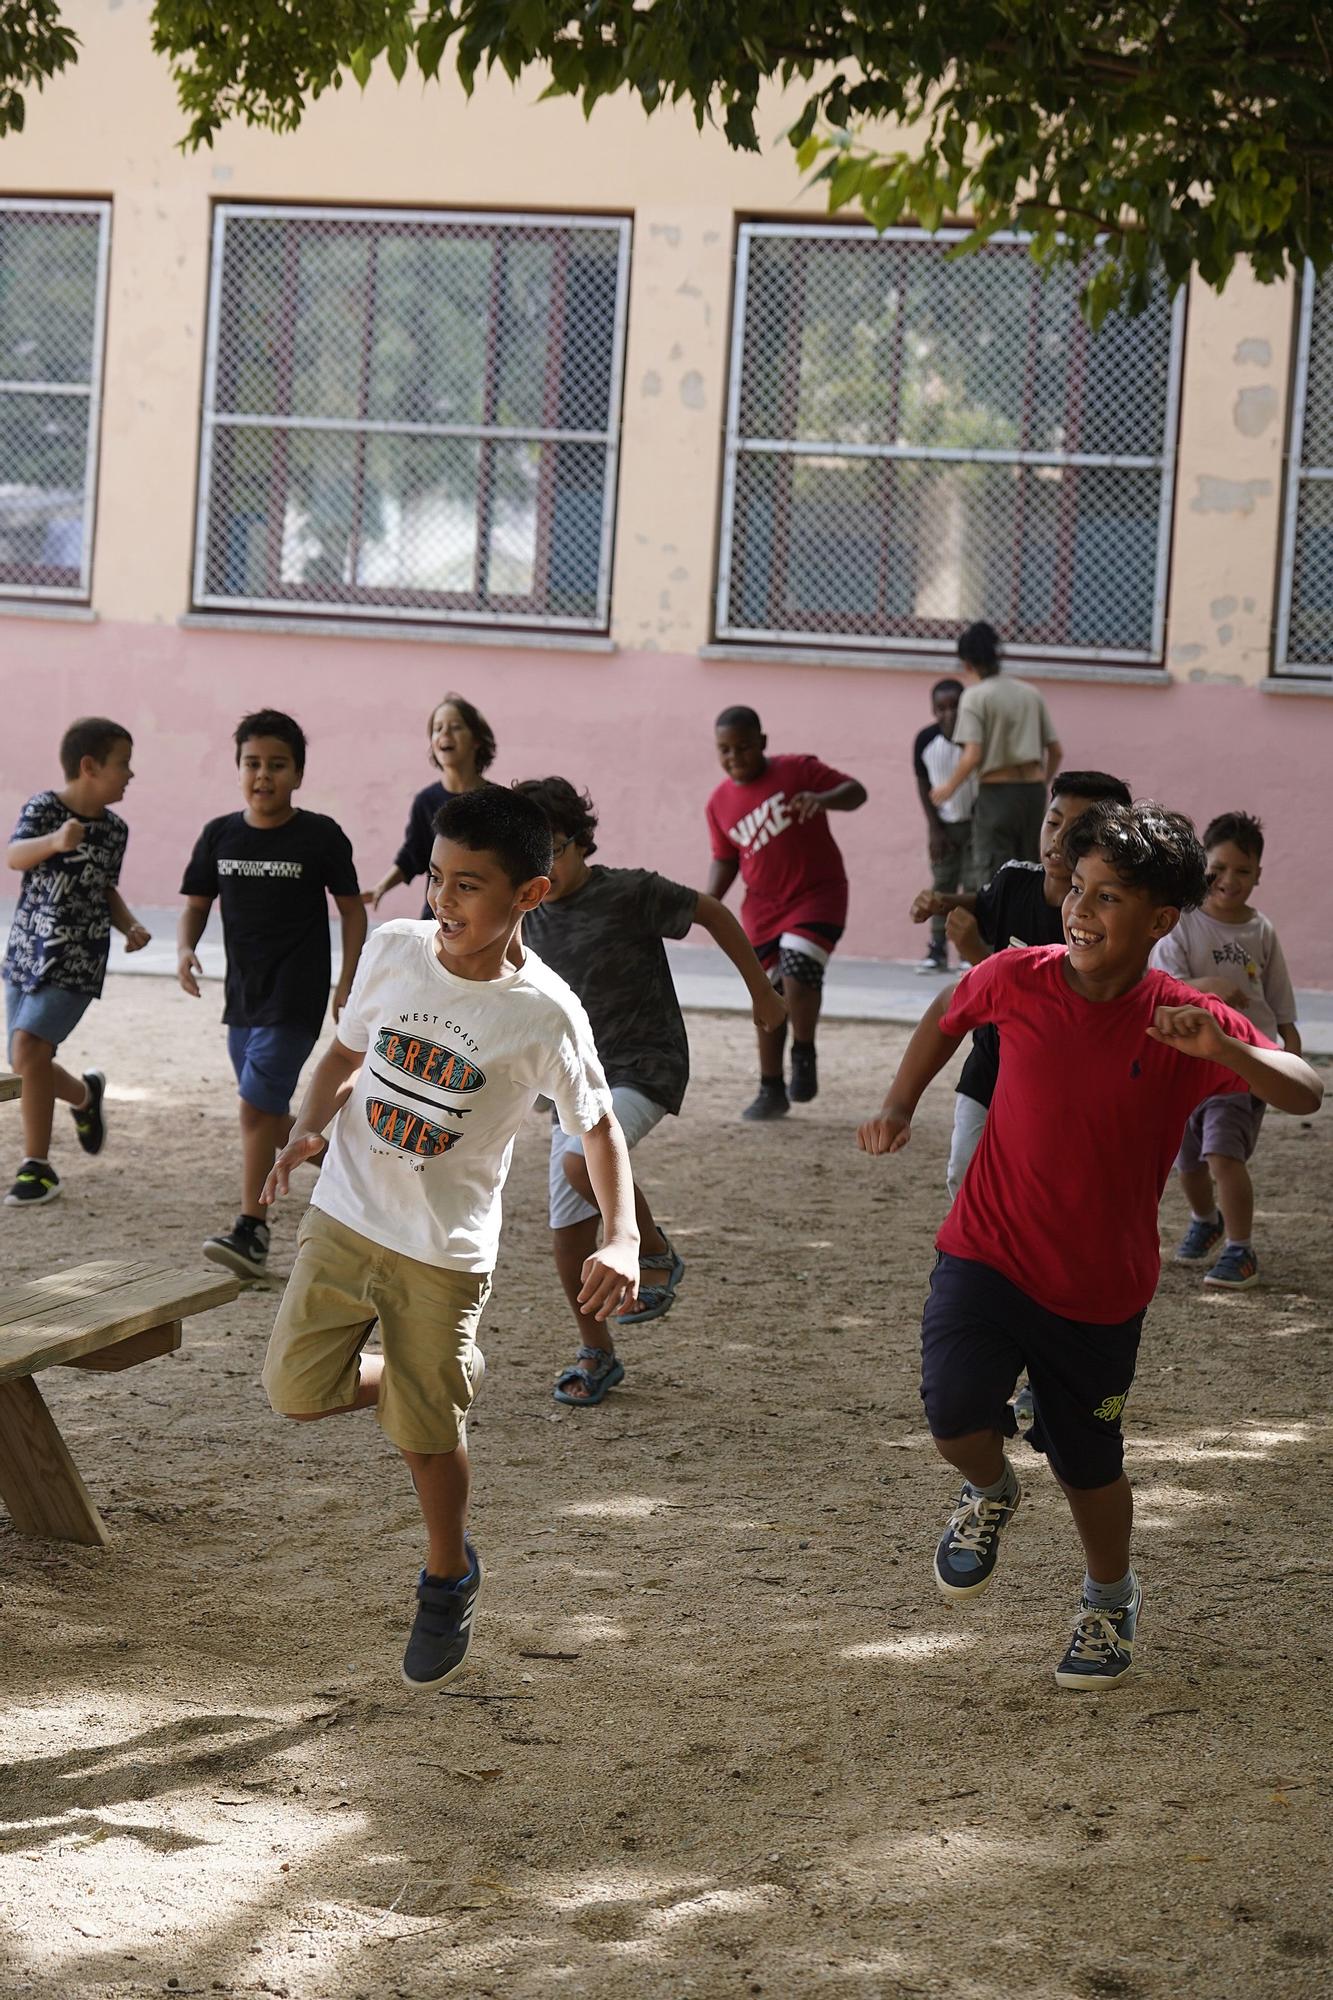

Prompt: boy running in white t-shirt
xmin=260 ymin=788 xmax=638 ymax=1691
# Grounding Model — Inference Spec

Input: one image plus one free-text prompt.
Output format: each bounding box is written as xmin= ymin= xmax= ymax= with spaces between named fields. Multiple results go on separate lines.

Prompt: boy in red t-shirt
xmin=858 ymin=803 xmax=1322 ymax=1689
xmin=706 ymin=706 xmax=867 ymax=1120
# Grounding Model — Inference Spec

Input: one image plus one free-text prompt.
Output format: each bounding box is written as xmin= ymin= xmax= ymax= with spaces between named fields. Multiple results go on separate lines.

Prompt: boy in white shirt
xmin=260 ymin=788 xmax=639 ymax=1690
xmin=1151 ymin=811 xmax=1300 ymax=1289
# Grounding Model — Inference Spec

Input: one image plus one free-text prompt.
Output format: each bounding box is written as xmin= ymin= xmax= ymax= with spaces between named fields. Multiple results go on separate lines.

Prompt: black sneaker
xmin=1054 ymin=1579 xmax=1142 ymax=1690
xmin=742 ymin=1080 xmax=789 ymax=1122
xmin=402 ymin=1542 xmax=482 ymax=1690
xmin=5 ymin=1158 xmax=61 ymax=1206
xmin=788 ymin=1043 xmax=818 ymax=1103
xmin=933 ymin=1473 xmax=1022 ymax=1598
xmin=71 ymin=1069 xmax=107 ymax=1155
xmin=203 ymin=1215 xmax=271 ymax=1278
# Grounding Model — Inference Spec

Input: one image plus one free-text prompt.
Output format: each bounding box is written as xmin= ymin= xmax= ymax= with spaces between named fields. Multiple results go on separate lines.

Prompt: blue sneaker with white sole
xmin=1175 ymin=1213 xmax=1223 ymax=1264
xmin=1054 ymin=1578 xmax=1142 ymax=1689
xmin=1204 ymin=1244 xmax=1259 ymax=1290
xmin=933 ymin=1475 xmax=1022 ymax=1599
xmin=402 ymin=1541 xmax=482 ymax=1690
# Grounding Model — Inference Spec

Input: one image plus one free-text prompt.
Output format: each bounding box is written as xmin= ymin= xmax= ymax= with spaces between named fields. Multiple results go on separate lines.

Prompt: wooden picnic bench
xmin=0 ymin=1072 xmax=20 ymax=1101
xmin=0 ymin=1258 xmax=239 ymax=1547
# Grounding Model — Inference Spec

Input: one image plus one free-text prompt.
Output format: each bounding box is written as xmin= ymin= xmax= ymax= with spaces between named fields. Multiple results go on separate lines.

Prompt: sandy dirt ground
xmin=2 ymin=972 xmax=1330 ymax=2000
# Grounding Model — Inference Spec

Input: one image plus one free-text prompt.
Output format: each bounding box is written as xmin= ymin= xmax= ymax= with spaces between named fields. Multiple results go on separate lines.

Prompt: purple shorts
xmin=1176 ymin=1091 xmax=1266 ymax=1172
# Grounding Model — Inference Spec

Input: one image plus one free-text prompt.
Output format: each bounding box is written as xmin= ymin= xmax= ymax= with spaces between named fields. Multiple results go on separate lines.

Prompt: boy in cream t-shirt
xmin=260 ymin=788 xmax=639 ymax=1690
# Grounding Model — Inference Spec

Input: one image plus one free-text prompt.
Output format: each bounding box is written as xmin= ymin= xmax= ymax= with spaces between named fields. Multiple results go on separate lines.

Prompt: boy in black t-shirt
xmin=909 ymin=772 xmax=1132 ymax=1199
xmin=178 ymin=709 xmax=366 ymax=1277
xmin=515 ymin=777 xmax=785 ymax=1406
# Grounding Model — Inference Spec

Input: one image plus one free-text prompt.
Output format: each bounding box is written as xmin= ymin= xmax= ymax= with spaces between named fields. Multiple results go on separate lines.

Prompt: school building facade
xmin=2 ymin=6 xmax=1331 ymax=979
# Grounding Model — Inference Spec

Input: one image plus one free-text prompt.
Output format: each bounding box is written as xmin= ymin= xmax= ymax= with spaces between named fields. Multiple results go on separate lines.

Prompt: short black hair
xmin=1202 ymin=810 xmax=1264 ymax=861
xmin=1064 ymin=802 xmax=1208 ymax=910
xmin=59 ymin=717 xmax=132 ymax=779
xmin=235 ymin=709 xmax=306 ymax=773
xmin=1050 ymin=770 xmax=1132 ymax=809
xmin=511 ymin=776 xmax=598 ymax=857
xmin=432 ymin=785 xmax=552 ymax=886
xmin=931 ymin=678 xmax=964 ymax=702
xmin=429 ymin=691 xmax=497 ymax=775
xmin=958 ymin=621 xmax=1001 ymax=676
xmin=716 ymin=705 xmax=762 ymax=734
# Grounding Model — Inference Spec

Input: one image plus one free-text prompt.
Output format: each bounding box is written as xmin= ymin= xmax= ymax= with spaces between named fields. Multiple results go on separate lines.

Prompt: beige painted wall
xmin=1 ymin=0 xmax=1306 ymax=676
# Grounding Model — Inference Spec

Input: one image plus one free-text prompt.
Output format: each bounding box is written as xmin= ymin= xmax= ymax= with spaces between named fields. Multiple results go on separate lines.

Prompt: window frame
xmin=193 ymin=202 xmax=632 ymax=632
xmin=0 ymin=195 xmax=112 ymax=604
xmin=715 ymin=220 xmax=1187 ymax=666
xmin=1274 ymin=261 xmax=1333 ymax=679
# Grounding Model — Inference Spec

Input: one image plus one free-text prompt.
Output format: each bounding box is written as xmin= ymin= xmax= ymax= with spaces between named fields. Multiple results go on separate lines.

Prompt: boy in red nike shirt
xmin=706 ymin=706 xmax=867 ymax=1120
xmin=858 ymin=802 xmax=1322 ymax=1689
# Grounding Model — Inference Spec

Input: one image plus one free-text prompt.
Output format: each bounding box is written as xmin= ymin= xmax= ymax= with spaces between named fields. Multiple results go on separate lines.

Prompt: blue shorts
xmin=5 ymin=981 xmax=95 ymax=1061
xmin=920 ymin=1252 xmax=1143 ymax=1490
xmin=227 ymin=1023 xmax=318 ymax=1116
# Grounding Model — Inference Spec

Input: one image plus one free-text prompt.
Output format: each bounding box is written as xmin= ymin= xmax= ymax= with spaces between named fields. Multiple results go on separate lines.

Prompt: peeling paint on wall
xmin=1233 ymin=338 xmax=1272 ymax=367
xmin=1233 ymin=385 xmax=1278 ymax=437
xmin=1171 ymin=643 xmax=1206 ymax=663
xmin=1209 ymin=596 xmax=1238 ymax=619
xmin=679 ymin=371 xmax=706 ymax=409
xmin=1190 ymin=477 xmax=1272 ymax=516
xmin=649 ymin=224 xmax=682 ymax=247
xmin=641 ymin=370 xmax=661 ymax=398
xmin=1187 ymin=668 xmax=1244 ymax=684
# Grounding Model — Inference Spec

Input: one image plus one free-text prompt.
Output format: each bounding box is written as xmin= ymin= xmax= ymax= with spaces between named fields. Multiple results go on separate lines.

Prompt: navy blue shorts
xmin=920 ymin=1252 xmax=1143 ymax=1490
xmin=227 ymin=1023 xmax=317 ymax=1117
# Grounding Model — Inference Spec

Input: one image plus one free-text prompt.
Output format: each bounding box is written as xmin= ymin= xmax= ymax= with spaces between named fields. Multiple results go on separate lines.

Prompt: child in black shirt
xmin=362 ymin=693 xmax=497 ymax=918
xmin=178 ymin=709 xmax=366 ymax=1276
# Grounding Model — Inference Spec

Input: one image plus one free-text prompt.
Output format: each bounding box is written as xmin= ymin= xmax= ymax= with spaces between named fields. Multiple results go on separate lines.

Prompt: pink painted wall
xmin=3 ymin=620 xmax=1331 ymax=983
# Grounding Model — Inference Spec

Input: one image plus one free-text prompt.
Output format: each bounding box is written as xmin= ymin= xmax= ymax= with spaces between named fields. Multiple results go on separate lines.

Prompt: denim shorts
xmin=5 ymin=980 xmax=95 ymax=1061
xmin=548 ymin=1083 xmax=666 ymax=1229
xmin=920 ymin=1251 xmax=1144 ymax=1490
xmin=227 ymin=1023 xmax=318 ymax=1116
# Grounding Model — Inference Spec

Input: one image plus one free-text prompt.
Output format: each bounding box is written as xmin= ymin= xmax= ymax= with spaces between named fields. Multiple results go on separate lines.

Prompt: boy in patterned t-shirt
xmin=706 ymin=706 xmax=868 ymax=1120
xmin=3 ymin=717 xmax=152 ymax=1206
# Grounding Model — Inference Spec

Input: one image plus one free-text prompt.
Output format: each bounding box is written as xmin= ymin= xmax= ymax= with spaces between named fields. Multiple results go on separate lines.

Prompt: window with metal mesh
xmin=196 ymin=206 xmax=631 ymax=630
xmin=0 ymin=199 xmax=111 ymax=602
xmin=1276 ymin=267 xmax=1333 ymax=676
xmin=717 ymin=224 xmax=1184 ymax=663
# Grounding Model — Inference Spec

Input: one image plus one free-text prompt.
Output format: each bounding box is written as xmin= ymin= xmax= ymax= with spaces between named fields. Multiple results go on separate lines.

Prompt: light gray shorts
xmin=548 ymin=1084 xmax=667 ymax=1229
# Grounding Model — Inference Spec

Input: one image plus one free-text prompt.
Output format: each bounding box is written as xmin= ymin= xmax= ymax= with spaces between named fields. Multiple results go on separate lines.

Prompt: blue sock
xmin=1083 ymin=1569 xmax=1135 ymax=1611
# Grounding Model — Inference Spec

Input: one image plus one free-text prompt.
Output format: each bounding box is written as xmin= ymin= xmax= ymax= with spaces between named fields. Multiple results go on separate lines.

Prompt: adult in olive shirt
xmin=930 ymin=622 xmax=1063 ymax=881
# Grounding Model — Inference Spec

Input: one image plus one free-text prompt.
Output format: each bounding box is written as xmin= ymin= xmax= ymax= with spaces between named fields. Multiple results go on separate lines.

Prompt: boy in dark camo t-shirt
xmin=516 ymin=777 xmax=785 ymax=1408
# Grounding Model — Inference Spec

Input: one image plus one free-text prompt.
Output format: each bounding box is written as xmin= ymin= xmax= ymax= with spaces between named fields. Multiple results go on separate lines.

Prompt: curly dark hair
xmin=1202 ymin=810 xmax=1264 ymax=861
xmin=1064 ymin=801 xmax=1208 ymax=910
xmin=510 ymin=776 xmax=599 ymax=856
xmin=431 ymin=785 xmax=552 ymax=887
xmin=428 ymin=692 xmax=497 ymax=775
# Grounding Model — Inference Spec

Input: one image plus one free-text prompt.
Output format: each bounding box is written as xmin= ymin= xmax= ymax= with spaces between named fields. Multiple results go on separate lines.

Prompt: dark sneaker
xmin=1054 ymin=1579 xmax=1142 ymax=1690
xmin=5 ymin=1158 xmax=61 ymax=1206
xmin=788 ymin=1043 xmax=818 ymax=1103
xmin=1175 ymin=1213 xmax=1223 ymax=1264
xmin=742 ymin=1081 xmax=789 ymax=1122
xmin=1204 ymin=1244 xmax=1259 ymax=1290
xmin=203 ymin=1216 xmax=271 ymax=1278
xmin=914 ymin=943 xmax=948 ymax=976
xmin=934 ymin=1475 xmax=1022 ymax=1599
xmin=71 ymin=1069 xmax=107 ymax=1155
xmin=402 ymin=1543 xmax=482 ymax=1690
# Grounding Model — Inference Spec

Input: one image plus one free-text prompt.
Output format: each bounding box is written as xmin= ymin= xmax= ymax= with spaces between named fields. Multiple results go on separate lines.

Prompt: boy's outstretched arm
xmin=579 ymin=1115 xmax=641 ymax=1321
xmin=262 ymin=1038 xmax=365 ymax=1203
xmin=692 ymin=894 xmax=787 ymax=1033
xmin=332 ymin=893 xmax=368 ymax=1021
xmin=706 ymin=855 xmax=740 ymax=902
xmin=857 ymin=989 xmax=965 ymax=1155
xmin=790 ymin=777 xmax=868 ymax=821
xmin=1146 ymin=1006 xmax=1323 ymax=1117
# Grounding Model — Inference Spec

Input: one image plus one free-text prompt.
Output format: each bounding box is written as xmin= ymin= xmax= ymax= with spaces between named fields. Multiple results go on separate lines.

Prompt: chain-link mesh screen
xmin=0 ymin=200 xmax=109 ymax=600
xmin=197 ymin=207 xmax=630 ymax=628
xmin=719 ymin=225 xmax=1182 ymax=661
xmin=1278 ymin=270 xmax=1333 ymax=674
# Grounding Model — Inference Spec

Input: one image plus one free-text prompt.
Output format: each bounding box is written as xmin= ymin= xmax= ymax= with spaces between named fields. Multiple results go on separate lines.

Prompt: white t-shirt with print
xmin=1150 ymin=907 xmax=1297 ymax=1043
xmin=311 ymin=920 xmax=612 ymax=1271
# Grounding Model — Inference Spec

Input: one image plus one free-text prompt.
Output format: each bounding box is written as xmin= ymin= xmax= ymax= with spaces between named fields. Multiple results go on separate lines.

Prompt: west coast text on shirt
xmin=180 ymin=809 xmax=360 ymax=1038
xmin=312 ymin=921 xmax=613 ymax=1271
xmin=706 ymin=753 xmax=852 ymax=944
xmin=521 ymin=866 xmax=698 ymax=1114
xmin=3 ymin=792 xmax=127 ymax=997
xmin=937 ymin=946 xmax=1272 ymax=1323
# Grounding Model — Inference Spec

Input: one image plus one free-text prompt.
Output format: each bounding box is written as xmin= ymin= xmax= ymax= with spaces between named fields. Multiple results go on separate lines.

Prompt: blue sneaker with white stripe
xmin=402 ymin=1541 xmax=481 ymax=1690
xmin=1054 ymin=1578 xmax=1142 ymax=1689
xmin=933 ymin=1474 xmax=1022 ymax=1598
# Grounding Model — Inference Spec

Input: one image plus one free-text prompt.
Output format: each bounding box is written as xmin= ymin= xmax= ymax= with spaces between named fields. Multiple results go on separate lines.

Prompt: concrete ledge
xmin=0 ymin=599 xmax=96 ymax=623
xmin=1261 ymin=675 xmax=1333 ymax=697
xmin=698 ymin=643 xmax=1169 ymax=685
xmin=180 ymin=612 xmax=617 ymax=653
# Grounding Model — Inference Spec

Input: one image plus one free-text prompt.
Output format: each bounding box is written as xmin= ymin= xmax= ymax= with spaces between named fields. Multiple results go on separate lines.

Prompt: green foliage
xmin=6 ymin=4 xmax=1333 ymax=317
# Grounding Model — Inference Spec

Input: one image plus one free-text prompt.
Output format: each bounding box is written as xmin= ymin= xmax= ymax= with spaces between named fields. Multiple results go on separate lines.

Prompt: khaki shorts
xmin=261 ymin=1206 xmax=490 ymax=1455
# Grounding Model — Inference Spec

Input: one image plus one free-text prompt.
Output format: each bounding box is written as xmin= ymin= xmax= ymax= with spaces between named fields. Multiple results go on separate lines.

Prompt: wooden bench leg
xmin=0 ymin=1378 xmax=109 ymax=1546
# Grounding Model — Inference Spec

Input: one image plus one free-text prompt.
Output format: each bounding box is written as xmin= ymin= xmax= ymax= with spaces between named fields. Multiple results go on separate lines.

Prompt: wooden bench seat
xmin=0 ymin=1258 xmax=239 ymax=1547
xmin=0 ymin=1072 xmax=20 ymax=1102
